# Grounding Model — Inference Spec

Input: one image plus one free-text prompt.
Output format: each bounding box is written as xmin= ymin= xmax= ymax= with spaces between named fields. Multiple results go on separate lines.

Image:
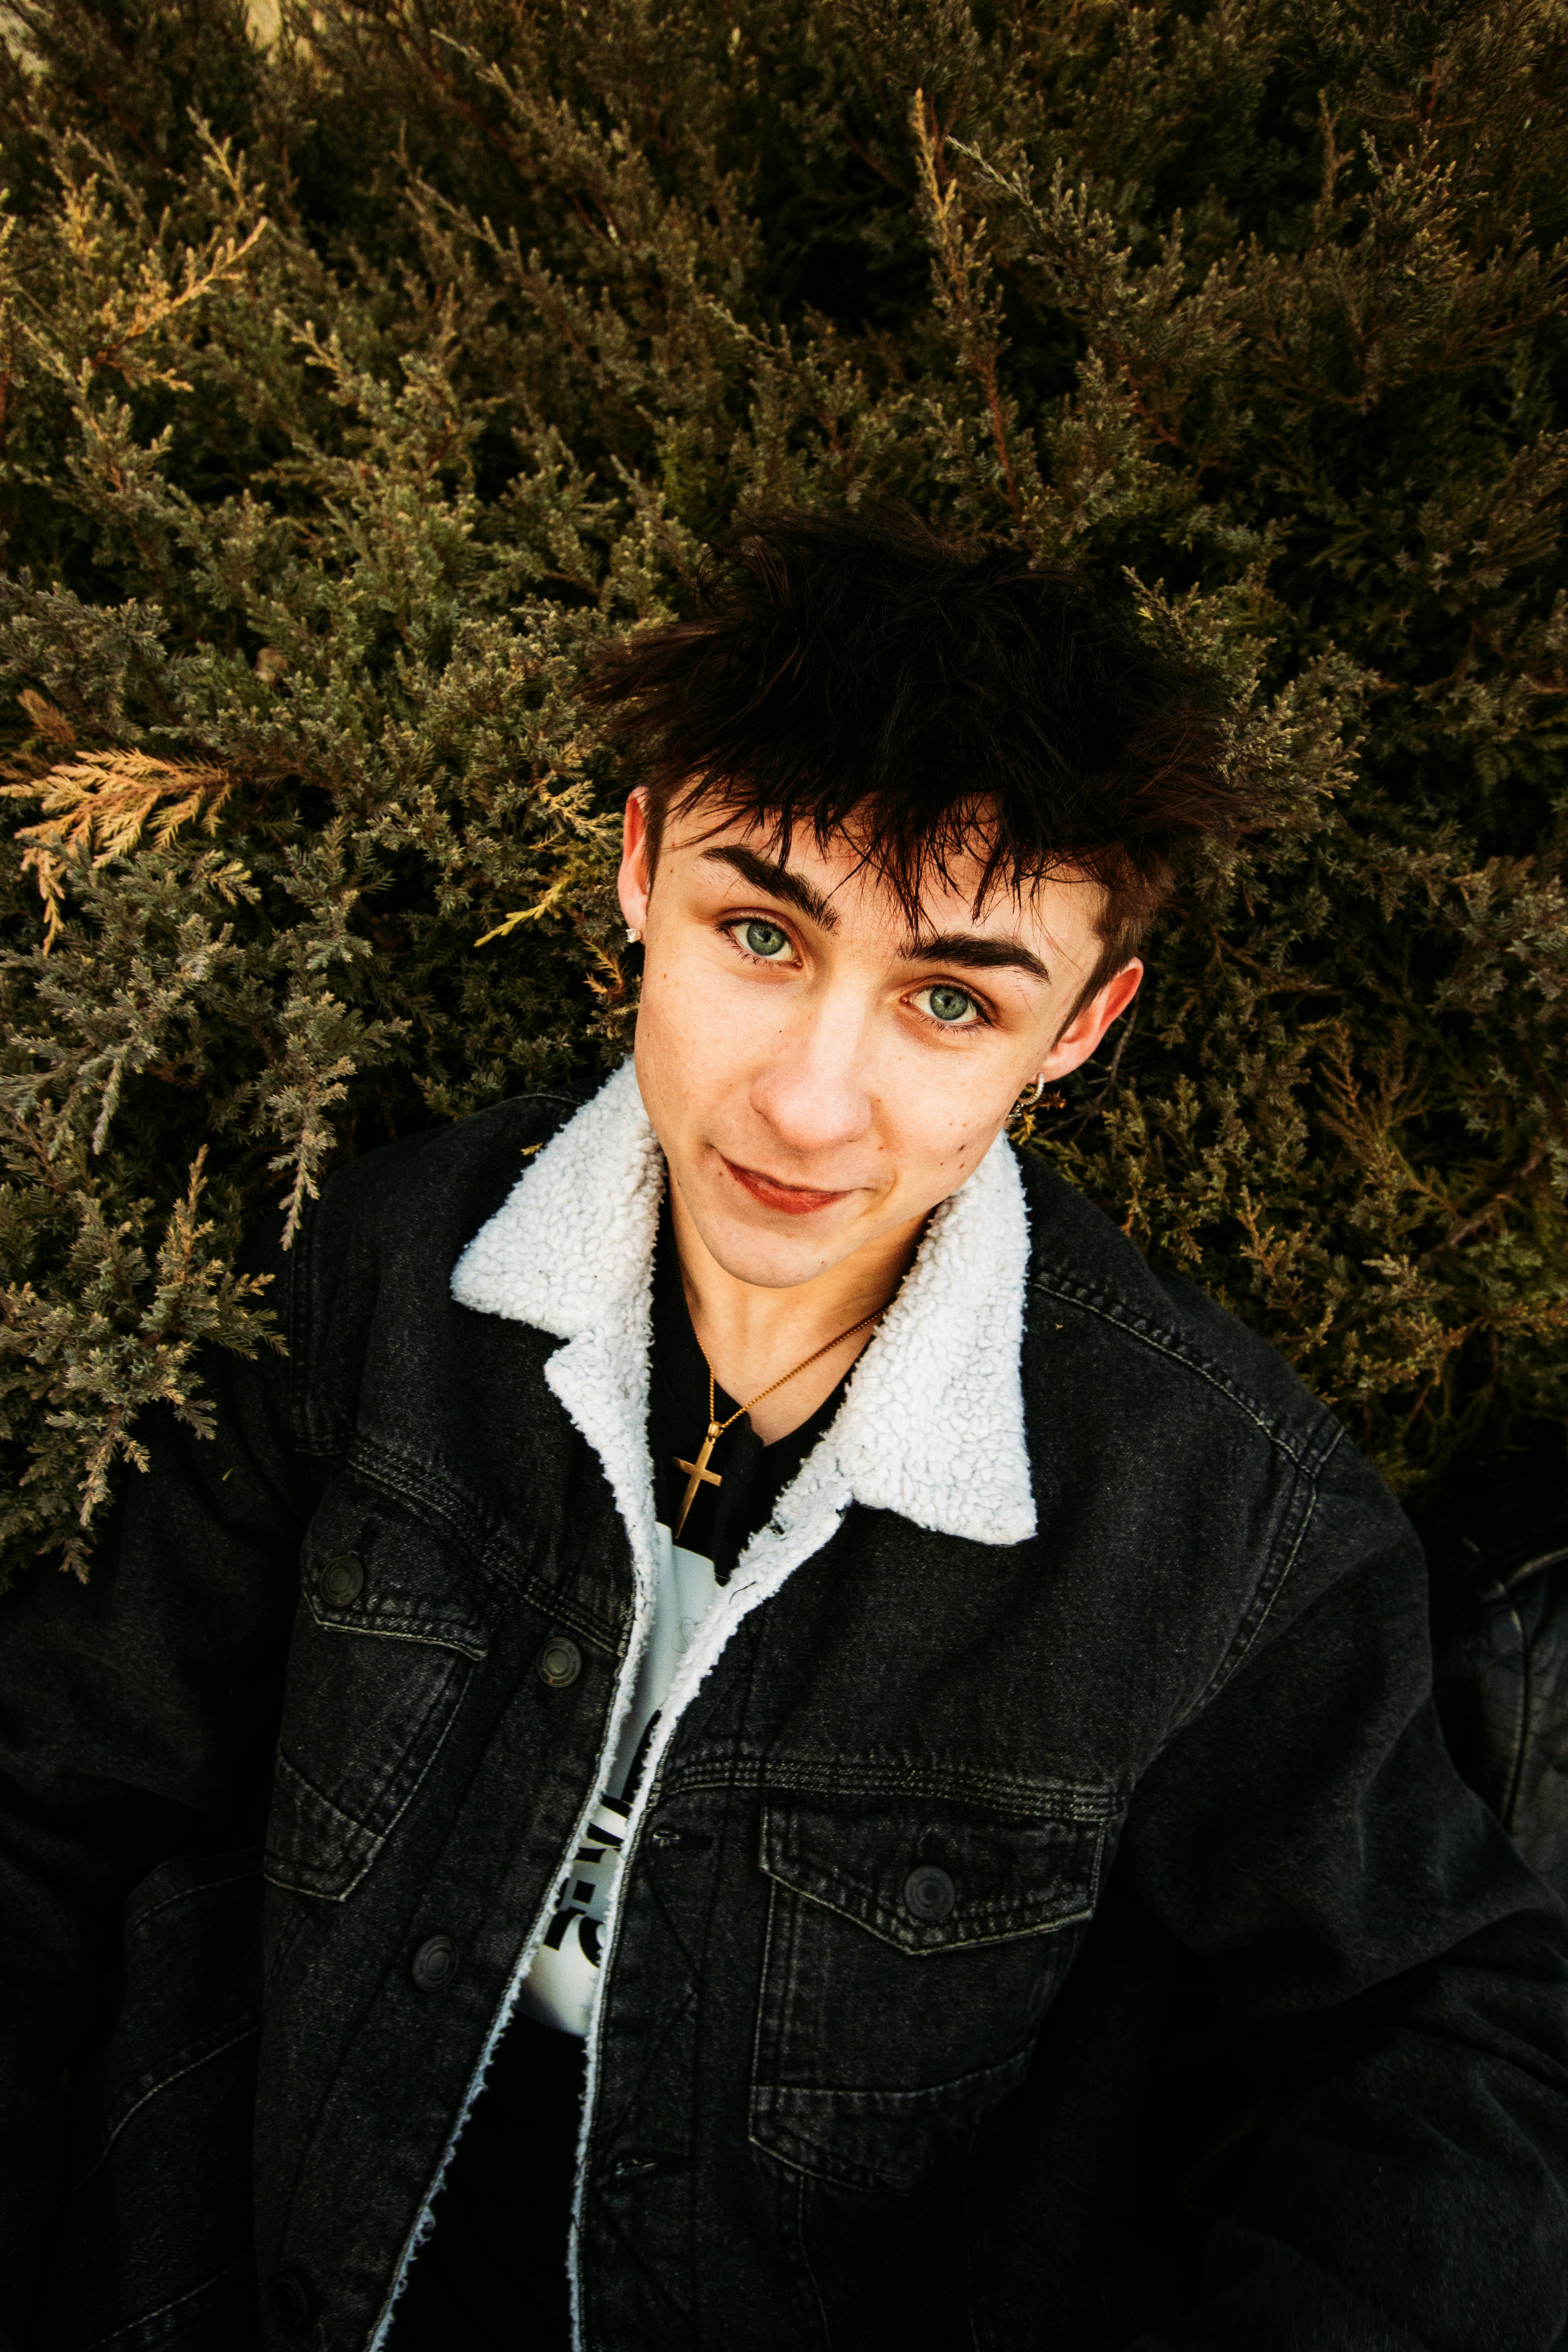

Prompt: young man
xmin=2 ymin=509 xmax=1566 ymax=2352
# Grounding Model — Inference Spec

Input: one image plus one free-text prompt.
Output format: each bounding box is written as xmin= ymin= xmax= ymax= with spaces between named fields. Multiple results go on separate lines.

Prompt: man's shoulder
xmin=294 ymin=1091 xmax=582 ymax=1303
xmin=322 ymin=1091 xmax=579 ymax=1219
xmin=1013 ymin=1149 xmax=1342 ymax=1474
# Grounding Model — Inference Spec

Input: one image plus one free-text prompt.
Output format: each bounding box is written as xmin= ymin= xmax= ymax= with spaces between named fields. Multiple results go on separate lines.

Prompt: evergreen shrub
xmin=0 ymin=0 xmax=1564 ymax=1586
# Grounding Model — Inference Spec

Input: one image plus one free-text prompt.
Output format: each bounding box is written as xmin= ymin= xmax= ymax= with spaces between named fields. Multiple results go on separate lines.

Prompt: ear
xmin=617 ymin=789 xmax=654 ymax=934
xmin=1038 ymin=959 xmax=1144 ymax=1082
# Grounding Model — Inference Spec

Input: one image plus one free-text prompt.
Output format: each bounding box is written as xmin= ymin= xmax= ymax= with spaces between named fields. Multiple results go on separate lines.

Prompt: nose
xmin=749 ymin=992 xmax=875 ymax=1160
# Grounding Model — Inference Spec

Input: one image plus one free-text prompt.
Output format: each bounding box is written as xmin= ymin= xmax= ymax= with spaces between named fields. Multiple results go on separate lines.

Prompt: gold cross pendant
xmin=673 ymin=1422 xmax=724 ymax=1539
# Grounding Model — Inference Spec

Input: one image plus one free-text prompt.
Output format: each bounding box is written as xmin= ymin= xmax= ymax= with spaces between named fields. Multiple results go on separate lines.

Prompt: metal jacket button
xmin=319 ymin=1551 xmax=364 ymax=1607
xmin=268 ymin=2268 xmax=314 ymax=2334
xmin=536 ymin=1635 xmax=582 ymax=1688
xmin=412 ymin=1934 xmax=459 ymax=1992
xmin=904 ymin=1865 xmax=956 ymax=1924
xmin=649 ymin=1820 xmax=709 ymax=1850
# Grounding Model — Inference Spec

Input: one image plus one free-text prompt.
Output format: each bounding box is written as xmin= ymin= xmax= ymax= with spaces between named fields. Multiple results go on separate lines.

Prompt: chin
xmin=672 ymin=1154 xmax=863 ymax=1288
xmin=688 ymin=1201 xmax=851 ymax=1291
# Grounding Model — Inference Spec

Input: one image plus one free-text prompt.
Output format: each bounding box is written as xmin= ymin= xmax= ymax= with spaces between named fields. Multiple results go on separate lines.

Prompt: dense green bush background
xmin=0 ymin=0 xmax=1564 ymax=1584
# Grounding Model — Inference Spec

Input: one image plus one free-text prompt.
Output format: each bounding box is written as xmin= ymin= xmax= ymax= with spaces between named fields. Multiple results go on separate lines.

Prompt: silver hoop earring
xmin=1017 ymin=1075 xmax=1046 ymax=1109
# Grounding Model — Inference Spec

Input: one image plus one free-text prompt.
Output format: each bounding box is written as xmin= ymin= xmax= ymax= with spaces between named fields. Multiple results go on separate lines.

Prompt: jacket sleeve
xmin=0 ymin=1224 xmax=309 ymax=2342
xmin=1119 ymin=1431 xmax=1568 ymax=2351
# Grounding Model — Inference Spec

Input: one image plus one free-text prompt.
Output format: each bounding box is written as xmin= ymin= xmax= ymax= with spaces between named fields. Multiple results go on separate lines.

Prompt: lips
xmin=721 ymin=1156 xmax=852 ymax=1217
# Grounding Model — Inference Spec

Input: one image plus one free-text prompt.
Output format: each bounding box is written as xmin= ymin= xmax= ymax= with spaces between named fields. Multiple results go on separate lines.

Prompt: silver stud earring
xmin=627 ymin=925 xmax=642 ymax=944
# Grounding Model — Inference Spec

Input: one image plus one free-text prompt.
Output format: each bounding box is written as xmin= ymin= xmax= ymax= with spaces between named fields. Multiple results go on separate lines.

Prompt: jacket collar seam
xmin=1169 ymin=1469 xmax=1324 ymax=1734
xmin=334 ymin=1438 xmax=626 ymax=1647
xmin=1027 ymin=1269 xmax=1340 ymax=1475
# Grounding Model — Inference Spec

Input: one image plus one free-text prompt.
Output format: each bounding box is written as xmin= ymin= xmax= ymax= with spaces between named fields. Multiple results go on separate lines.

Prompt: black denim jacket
xmin=3 ymin=1079 xmax=1567 ymax=2352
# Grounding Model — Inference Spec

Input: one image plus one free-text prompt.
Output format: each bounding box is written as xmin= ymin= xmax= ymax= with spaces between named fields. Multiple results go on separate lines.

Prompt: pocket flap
xmin=300 ymin=1488 xmax=494 ymax=1660
xmin=759 ymin=1784 xmax=1110 ymax=1955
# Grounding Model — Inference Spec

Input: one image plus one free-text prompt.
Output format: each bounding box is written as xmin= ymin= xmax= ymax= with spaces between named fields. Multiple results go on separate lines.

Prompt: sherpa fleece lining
xmin=369 ymin=1059 xmax=1035 ymax=2352
xmin=450 ymin=1055 xmax=1036 ymax=1548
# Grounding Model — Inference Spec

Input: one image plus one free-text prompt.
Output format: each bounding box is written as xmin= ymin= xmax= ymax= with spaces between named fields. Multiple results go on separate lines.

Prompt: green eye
xmin=921 ymin=983 xmax=978 ymax=1025
xmin=740 ymin=919 xmax=791 ymax=960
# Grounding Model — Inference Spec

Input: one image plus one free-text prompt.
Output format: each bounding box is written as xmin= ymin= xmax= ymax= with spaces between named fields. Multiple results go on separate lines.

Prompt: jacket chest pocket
xmin=750 ymin=1784 xmax=1113 ymax=2198
xmin=265 ymin=1490 xmax=496 ymax=1902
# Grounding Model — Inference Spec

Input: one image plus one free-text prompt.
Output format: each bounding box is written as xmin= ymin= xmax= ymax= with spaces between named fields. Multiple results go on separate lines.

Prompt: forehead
xmin=662 ymin=805 xmax=1107 ymax=967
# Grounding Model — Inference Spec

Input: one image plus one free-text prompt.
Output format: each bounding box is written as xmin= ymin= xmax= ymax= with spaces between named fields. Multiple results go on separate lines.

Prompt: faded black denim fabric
xmin=1430 ymin=1462 xmax=1568 ymax=1906
xmin=1 ymin=1093 xmax=1567 ymax=2352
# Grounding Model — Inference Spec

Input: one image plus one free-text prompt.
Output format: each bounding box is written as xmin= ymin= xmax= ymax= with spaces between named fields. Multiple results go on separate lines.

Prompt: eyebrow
xmin=900 ymin=930 xmax=1052 ymax=986
xmin=700 ymin=844 xmax=1052 ymax=985
xmin=701 ymin=844 xmax=839 ymax=929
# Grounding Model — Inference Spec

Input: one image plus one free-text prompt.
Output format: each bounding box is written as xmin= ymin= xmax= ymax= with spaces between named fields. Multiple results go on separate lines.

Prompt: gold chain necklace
xmin=673 ymin=1309 xmax=883 ymax=1540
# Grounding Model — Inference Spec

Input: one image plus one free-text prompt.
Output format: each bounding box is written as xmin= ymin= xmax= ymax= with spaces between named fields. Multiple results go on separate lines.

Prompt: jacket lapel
xmin=450 ymin=1057 xmax=1037 ymax=1567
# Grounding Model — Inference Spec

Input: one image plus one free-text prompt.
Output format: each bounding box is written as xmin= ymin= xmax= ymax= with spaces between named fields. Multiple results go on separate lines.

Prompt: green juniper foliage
xmin=0 ymin=0 xmax=1564 ymax=1585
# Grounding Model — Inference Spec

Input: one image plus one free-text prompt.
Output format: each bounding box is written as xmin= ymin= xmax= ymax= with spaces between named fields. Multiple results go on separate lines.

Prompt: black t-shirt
xmin=385 ymin=1208 xmax=849 ymax=2350
xmin=647 ymin=1197 xmax=847 ymax=1584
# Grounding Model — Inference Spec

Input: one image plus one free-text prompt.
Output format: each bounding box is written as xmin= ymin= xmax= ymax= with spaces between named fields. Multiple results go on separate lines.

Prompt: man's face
xmin=617 ymin=793 xmax=1143 ymax=1291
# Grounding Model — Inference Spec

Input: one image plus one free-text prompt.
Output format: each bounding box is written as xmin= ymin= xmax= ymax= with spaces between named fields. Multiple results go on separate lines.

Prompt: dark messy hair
xmin=585 ymin=506 xmax=1242 ymax=1006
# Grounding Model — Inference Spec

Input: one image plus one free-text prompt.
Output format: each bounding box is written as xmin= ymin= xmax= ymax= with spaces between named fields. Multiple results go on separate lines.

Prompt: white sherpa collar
xmin=451 ymin=1058 xmax=1035 ymax=1551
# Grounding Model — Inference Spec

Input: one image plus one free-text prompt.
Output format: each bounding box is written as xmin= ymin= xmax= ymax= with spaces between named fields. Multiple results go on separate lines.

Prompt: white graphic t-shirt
xmin=516 ymin=1519 xmax=720 ymax=2035
xmin=515 ymin=1206 xmax=852 ymax=2038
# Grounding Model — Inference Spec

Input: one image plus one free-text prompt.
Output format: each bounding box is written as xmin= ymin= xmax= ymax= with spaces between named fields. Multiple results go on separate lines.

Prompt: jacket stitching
xmin=73 ymin=2257 xmax=248 ymax=2352
xmin=767 ymin=1883 xmax=1097 ymax=1954
xmin=126 ymin=1860 xmax=260 ymax=1936
xmin=296 ymin=1417 xmax=629 ymax=1655
xmin=1172 ymin=1462 xmax=1325 ymax=1732
xmin=795 ymin=2169 xmax=833 ymax=2349
xmin=303 ymin=1595 xmax=487 ymax=1662
xmin=268 ymin=1745 xmax=377 ymax=1845
xmin=748 ymin=1876 xmax=785 ymax=2184
xmin=750 ymin=2046 xmax=1034 ymax=2198
xmin=1029 ymin=1271 xmax=1348 ymax=1726
xmin=266 ymin=1699 xmax=464 ymax=1903
xmin=763 ymin=1800 xmax=1106 ymax=1943
xmin=1029 ymin=1279 xmax=1354 ymax=1721
xmin=265 ymin=1845 xmax=369 ymax=1906
xmin=326 ymin=1436 xmax=627 ymax=1654
xmin=747 ymin=1761 xmax=1124 ymax=1813
xmin=1029 ymin=1269 xmax=1343 ymax=1477
xmin=1502 ymin=1595 xmax=1532 ymax=1834
xmin=60 ymin=2023 xmax=261 ymax=2202
xmin=307 ymin=1641 xmax=463 ymax=1838
xmin=340 ymin=1435 xmax=528 ymax=1582
xmin=655 ymin=1750 xmax=1126 ymax=1814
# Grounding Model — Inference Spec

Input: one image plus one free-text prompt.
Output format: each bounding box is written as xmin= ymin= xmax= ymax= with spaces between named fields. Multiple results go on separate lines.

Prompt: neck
xmin=668 ymin=1176 xmax=924 ymax=1445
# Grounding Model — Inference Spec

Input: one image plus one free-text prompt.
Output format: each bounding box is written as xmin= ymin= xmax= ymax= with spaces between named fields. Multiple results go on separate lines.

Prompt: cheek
xmin=634 ymin=968 xmax=699 ymax=1101
xmin=888 ymin=1039 xmax=1034 ymax=1129
xmin=635 ymin=952 xmax=776 ymax=1109
xmin=873 ymin=1070 xmax=1019 ymax=1187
